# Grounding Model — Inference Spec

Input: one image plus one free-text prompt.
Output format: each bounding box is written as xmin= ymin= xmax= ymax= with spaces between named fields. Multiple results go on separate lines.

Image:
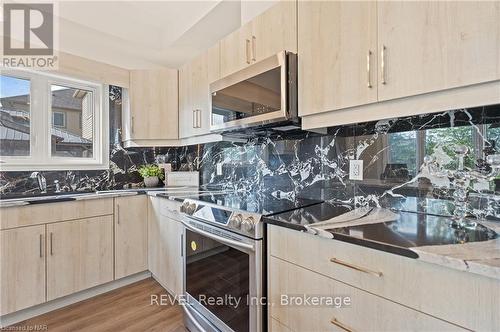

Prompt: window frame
xmin=52 ymin=111 xmax=66 ymax=128
xmin=0 ymin=68 xmax=109 ymax=171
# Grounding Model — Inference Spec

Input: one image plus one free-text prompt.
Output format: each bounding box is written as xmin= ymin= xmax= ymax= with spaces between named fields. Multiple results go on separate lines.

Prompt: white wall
xmin=241 ymin=0 xmax=279 ymax=25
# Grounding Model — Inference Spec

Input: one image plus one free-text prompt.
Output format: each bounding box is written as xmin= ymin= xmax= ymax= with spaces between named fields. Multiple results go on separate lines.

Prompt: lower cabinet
xmin=269 ymin=256 xmax=465 ymax=332
xmin=46 ymin=216 xmax=114 ymax=301
xmin=148 ymin=197 xmax=183 ymax=296
xmin=0 ymin=225 xmax=46 ymax=315
xmin=114 ymin=196 xmax=148 ymax=279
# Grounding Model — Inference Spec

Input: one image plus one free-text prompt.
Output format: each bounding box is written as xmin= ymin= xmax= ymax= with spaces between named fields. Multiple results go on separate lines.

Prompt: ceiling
xmin=54 ymin=0 xmax=243 ymax=69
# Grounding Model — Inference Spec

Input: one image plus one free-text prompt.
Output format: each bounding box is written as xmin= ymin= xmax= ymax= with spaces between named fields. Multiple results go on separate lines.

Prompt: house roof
xmin=1 ymin=88 xmax=86 ymax=111
xmin=0 ymin=108 xmax=92 ymax=145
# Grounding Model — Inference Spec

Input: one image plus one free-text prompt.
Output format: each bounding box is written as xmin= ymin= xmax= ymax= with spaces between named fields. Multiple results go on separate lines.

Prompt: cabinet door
xmin=179 ymin=45 xmax=220 ymax=138
xmin=378 ymin=1 xmax=500 ymax=101
xmin=0 ymin=225 xmax=46 ymax=315
xmin=127 ymin=68 xmax=178 ymax=140
xmin=251 ymin=1 xmax=297 ymax=62
xmin=298 ymin=1 xmax=377 ymax=116
xmin=220 ymin=23 xmax=253 ymax=77
xmin=269 ymin=256 xmax=466 ymax=332
xmin=115 ymin=196 xmax=148 ymax=279
xmin=148 ymin=197 xmax=183 ymax=296
xmin=179 ymin=62 xmax=194 ymax=138
xmin=47 ymin=216 xmax=113 ymax=301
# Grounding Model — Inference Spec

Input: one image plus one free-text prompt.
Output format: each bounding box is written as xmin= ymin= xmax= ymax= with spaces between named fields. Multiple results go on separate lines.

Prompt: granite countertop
xmin=0 ymin=186 xmax=198 ymax=208
xmin=264 ymin=200 xmax=500 ymax=281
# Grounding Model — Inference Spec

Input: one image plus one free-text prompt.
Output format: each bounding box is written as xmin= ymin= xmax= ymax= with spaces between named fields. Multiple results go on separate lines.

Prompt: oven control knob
xmin=232 ymin=214 xmax=243 ymax=227
xmin=180 ymin=201 xmax=190 ymax=213
xmin=242 ymin=217 xmax=255 ymax=232
xmin=185 ymin=203 xmax=197 ymax=215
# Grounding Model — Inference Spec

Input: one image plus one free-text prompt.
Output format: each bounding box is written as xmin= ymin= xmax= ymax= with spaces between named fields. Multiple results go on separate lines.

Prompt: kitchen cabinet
xmin=377 ymin=1 xmax=500 ymax=101
xmin=148 ymin=197 xmax=183 ymax=296
xmin=220 ymin=1 xmax=297 ymax=77
xmin=114 ymin=195 xmax=148 ymax=279
xmin=179 ymin=45 xmax=220 ymax=138
xmin=0 ymin=225 xmax=46 ymax=315
xmin=0 ymin=198 xmax=113 ymax=230
xmin=298 ymin=1 xmax=500 ymax=122
xmin=269 ymin=256 xmax=465 ymax=332
xmin=123 ymin=68 xmax=179 ymax=147
xmin=46 ymin=216 xmax=114 ymax=301
xmin=298 ymin=1 xmax=377 ymax=116
xmin=268 ymin=225 xmax=500 ymax=331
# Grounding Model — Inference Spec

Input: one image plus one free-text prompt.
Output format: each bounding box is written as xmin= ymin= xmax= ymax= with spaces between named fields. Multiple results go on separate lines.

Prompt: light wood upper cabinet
xmin=377 ymin=1 xmax=500 ymax=101
xmin=251 ymin=0 xmax=297 ymax=62
xmin=47 ymin=216 xmax=113 ymax=301
xmin=179 ymin=45 xmax=220 ymax=138
xmin=114 ymin=196 xmax=148 ymax=279
xmin=148 ymin=197 xmax=183 ymax=296
xmin=0 ymin=225 xmax=46 ymax=315
xmin=220 ymin=1 xmax=297 ymax=77
xmin=220 ymin=23 xmax=253 ymax=78
xmin=298 ymin=1 xmax=377 ymax=116
xmin=124 ymin=68 xmax=179 ymax=145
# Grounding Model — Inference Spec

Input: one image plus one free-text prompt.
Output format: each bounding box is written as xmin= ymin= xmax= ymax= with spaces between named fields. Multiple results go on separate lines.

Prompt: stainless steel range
xmin=178 ymin=192 xmax=321 ymax=332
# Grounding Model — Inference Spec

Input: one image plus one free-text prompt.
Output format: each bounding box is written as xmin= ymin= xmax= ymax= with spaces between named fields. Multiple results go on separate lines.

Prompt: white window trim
xmin=0 ymin=68 xmax=109 ymax=171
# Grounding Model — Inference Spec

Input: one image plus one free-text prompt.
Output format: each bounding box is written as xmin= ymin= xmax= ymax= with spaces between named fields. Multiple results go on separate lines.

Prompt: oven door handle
xmin=181 ymin=219 xmax=255 ymax=252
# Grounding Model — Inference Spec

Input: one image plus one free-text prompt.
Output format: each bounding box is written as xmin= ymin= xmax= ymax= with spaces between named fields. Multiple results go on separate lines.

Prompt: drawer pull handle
xmin=50 ymin=232 xmax=54 ymax=256
xmin=331 ymin=318 xmax=355 ymax=332
xmin=330 ymin=257 xmax=382 ymax=277
xmin=39 ymin=234 xmax=43 ymax=258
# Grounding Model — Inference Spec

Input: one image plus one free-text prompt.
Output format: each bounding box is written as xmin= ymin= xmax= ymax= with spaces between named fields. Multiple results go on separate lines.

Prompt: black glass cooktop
xmin=178 ymin=192 xmax=323 ymax=216
xmin=264 ymin=201 xmax=498 ymax=258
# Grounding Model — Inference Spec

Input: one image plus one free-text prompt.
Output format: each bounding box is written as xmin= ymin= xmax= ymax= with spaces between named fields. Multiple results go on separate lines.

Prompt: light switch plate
xmin=349 ymin=160 xmax=363 ymax=181
xmin=216 ymin=163 xmax=223 ymax=176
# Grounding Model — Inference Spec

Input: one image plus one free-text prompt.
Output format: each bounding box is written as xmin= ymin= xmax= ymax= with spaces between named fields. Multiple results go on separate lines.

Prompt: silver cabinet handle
xmin=331 ymin=318 xmax=355 ymax=332
xmin=245 ymin=39 xmax=251 ymax=64
xmin=192 ymin=109 xmax=196 ymax=128
xmin=251 ymin=35 xmax=256 ymax=62
xmin=131 ymin=116 xmax=135 ymax=134
xmin=197 ymin=109 xmax=202 ymax=128
xmin=330 ymin=257 xmax=383 ymax=277
xmin=116 ymin=204 xmax=120 ymax=224
xmin=367 ymin=50 xmax=372 ymax=88
xmin=381 ymin=45 xmax=387 ymax=85
xmin=39 ymin=234 xmax=43 ymax=258
xmin=50 ymin=232 xmax=53 ymax=256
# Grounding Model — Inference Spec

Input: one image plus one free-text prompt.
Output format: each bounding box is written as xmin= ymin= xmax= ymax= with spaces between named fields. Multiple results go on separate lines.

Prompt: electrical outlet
xmin=216 ymin=163 xmax=223 ymax=176
xmin=349 ymin=160 xmax=363 ymax=180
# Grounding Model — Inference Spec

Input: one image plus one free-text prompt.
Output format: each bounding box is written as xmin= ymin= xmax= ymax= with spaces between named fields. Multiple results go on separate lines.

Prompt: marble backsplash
xmin=1 ymin=86 xmax=499 ymax=219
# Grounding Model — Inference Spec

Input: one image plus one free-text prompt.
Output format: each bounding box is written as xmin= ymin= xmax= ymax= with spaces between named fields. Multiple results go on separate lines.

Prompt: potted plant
xmin=138 ymin=164 xmax=164 ymax=188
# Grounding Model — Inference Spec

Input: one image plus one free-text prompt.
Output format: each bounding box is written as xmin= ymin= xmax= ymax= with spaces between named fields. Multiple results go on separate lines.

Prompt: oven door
xmin=181 ymin=216 xmax=263 ymax=332
xmin=210 ymin=51 xmax=297 ymax=132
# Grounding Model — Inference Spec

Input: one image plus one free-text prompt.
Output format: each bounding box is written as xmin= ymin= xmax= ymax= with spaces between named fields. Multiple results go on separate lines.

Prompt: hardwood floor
xmin=9 ymin=278 xmax=187 ymax=332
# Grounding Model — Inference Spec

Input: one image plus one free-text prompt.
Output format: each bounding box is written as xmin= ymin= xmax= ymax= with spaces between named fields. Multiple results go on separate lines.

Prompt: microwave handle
xmin=181 ymin=218 xmax=255 ymax=252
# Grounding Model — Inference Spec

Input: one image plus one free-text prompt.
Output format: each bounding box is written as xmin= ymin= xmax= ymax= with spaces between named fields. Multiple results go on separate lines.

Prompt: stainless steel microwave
xmin=210 ymin=51 xmax=298 ymax=133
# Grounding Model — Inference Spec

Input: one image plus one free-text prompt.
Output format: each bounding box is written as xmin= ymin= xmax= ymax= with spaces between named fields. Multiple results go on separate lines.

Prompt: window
xmin=0 ymin=69 xmax=108 ymax=170
xmin=52 ymin=112 xmax=66 ymax=128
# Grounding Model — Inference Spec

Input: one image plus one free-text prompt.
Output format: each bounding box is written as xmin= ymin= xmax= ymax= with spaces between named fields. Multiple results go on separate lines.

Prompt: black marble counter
xmin=264 ymin=200 xmax=498 ymax=259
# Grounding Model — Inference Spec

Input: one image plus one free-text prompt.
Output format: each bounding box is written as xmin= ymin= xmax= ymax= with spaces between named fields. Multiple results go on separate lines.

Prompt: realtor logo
xmin=3 ymin=3 xmax=53 ymax=55
xmin=2 ymin=3 xmax=58 ymax=68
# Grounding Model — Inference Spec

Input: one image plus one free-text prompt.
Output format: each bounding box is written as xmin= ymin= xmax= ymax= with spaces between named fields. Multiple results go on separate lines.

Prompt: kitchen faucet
xmin=30 ymin=172 xmax=47 ymax=193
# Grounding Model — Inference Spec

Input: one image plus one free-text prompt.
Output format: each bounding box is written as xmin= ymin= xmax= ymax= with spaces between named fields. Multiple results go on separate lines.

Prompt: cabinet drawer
xmin=269 ymin=256 xmax=465 ymax=332
xmin=158 ymin=198 xmax=181 ymax=221
xmin=0 ymin=198 xmax=114 ymax=230
xmin=268 ymin=225 xmax=500 ymax=331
